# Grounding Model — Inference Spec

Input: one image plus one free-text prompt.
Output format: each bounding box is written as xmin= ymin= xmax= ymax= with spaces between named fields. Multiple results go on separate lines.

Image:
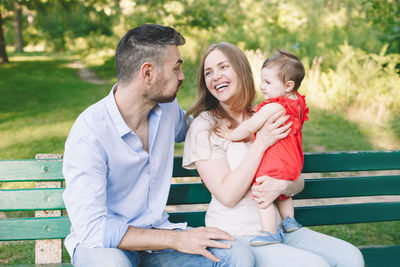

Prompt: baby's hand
xmin=215 ymin=124 xmax=233 ymax=140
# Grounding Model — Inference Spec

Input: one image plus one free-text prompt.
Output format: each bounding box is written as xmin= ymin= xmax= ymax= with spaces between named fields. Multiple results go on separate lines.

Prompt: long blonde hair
xmin=187 ymin=42 xmax=255 ymax=127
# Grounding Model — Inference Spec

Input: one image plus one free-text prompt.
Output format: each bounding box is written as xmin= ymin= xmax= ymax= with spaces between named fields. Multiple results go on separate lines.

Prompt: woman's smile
xmin=204 ymin=49 xmax=238 ymax=103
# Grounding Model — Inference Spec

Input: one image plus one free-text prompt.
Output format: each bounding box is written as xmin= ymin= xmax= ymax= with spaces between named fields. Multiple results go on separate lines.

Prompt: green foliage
xmin=361 ymin=0 xmax=400 ymax=54
xmin=2 ymin=0 xmax=398 ymax=57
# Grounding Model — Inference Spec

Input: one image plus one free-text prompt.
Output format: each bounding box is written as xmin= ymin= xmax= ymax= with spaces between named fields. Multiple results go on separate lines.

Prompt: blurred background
xmin=0 ymin=0 xmax=399 ymax=158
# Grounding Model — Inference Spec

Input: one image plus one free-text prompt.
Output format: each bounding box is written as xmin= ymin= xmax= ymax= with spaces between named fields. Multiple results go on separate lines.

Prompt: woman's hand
xmin=252 ymin=175 xmax=305 ymax=208
xmin=254 ymin=110 xmax=292 ymax=151
xmin=251 ymin=175 xmax=291 ymax=208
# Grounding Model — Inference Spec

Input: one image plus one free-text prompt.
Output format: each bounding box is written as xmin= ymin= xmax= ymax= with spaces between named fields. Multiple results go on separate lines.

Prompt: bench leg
xmin=35 ymin=154 xmax=63 ymax=264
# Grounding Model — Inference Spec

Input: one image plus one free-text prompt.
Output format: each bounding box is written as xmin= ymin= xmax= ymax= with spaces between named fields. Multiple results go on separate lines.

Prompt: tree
xmin=13 ymin=0 xmax=23 ymax=52
xmin=0 ymin=6 xmax=9 ymax=63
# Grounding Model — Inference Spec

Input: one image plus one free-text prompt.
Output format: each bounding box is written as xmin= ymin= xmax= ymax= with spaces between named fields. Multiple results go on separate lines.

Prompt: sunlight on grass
xmin=0 ymin=54 xmax=111 ymax=159
xmin=0 ymin=120 xmax=73 ymax=151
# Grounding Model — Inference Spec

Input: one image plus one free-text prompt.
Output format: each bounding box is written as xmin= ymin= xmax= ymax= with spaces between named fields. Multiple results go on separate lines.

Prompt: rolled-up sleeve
xmin=103 ymin=216 xmax=129 ymax=248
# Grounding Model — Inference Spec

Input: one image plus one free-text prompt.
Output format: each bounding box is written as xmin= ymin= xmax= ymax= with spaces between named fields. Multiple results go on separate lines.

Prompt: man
xmin=62 ymin=24 xmax=253 ymax=266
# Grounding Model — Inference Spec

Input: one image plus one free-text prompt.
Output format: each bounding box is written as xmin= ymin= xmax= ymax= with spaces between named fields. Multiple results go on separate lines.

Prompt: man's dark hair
xmin=115 ymin=24 xmax=186 ymax=86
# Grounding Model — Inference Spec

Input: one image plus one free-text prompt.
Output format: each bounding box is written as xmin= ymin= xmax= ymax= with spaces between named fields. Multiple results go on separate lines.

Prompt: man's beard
xmin=150 ymin=75 xmax=181 ymax=103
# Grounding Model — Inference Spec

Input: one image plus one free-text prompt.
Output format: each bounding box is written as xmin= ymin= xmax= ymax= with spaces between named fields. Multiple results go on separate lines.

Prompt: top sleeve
xmin=182 ymin=112 xmax=229 ymax=169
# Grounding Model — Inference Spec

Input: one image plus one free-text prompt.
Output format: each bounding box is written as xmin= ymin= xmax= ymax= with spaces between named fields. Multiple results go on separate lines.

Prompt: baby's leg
xmin=250 ymin=204 xmax=283 ymax=246
xmin=258 ymin=203 xmax=277 ymax=233
xmin=276 ymin=197 xmax=294 ymax=219
xmin=277 ymin=197 xmax=302 ymax=232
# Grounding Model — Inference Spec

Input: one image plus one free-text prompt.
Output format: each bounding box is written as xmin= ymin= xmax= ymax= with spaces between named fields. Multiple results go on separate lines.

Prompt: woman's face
xmin=203 ymin=49 xmax=238 ymax=105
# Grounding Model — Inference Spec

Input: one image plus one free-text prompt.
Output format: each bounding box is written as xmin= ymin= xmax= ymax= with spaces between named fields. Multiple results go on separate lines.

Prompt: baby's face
xmin=259 ymin=67 xmax=286 ymax=99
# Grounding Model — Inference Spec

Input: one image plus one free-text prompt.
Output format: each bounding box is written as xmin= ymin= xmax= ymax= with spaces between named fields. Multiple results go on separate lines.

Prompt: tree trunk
xmin=13 ymin=0 xmax=24 ymax=52
xmin=0 ymin=7 xmax=9 ymax=63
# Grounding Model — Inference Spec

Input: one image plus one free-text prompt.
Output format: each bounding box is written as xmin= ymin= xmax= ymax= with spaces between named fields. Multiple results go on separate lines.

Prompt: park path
xmin=66 ymin=60 xmax=106 ymax=84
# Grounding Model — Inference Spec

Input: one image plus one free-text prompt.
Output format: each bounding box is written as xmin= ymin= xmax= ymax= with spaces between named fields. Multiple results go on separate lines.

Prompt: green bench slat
xmin=167 ymin=183 xmax=211 ymax=204
xmin=360 ymin=245 xmax=400 ymax=267
xmin=0 ymin=188 xmax=65 ymax=211
xmin=172 ymin=151 xmax=400 ymax=176
xmin=295 ymin=175 xmax=400 ymax=199
xmin=2 ymin=202 xmax=399 ymax=241
xmin=2 ymin=151 xmax=399 ymax=181
xmin=0 ymin=217 xmax=71 ymax=240
xmin=295 ymin=202 xmax=400 ymax=226
xmin=168 ymin=176 xmax=400 ymax=205
xmin=172 ymin=156 xmax=199 ymax=177
xmin=302 ymin=150 xmax=400 ymax=173
xmin=2 ymin=176 xmax=399 ymax=210
xmin=169 ymin=211 xmax=206 ymax=227
xmin=169 ymin=203 xmax=400 ymax=228
xmin=0 ymin=159 xmax=63 ymax=182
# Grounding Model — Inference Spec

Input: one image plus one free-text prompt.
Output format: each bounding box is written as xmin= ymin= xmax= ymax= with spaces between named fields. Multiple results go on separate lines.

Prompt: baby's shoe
xmin=282 ymin=216 xmax=302 ymax=232
xmin=249 ymin=229 xmax=283 ymax=246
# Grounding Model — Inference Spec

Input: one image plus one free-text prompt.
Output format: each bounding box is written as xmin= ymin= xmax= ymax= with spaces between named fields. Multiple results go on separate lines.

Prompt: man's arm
xmin=118 ymin=226 xmax=233 ymax=262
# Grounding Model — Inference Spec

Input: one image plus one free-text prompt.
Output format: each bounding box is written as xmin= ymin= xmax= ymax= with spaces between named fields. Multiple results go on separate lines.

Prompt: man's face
xmin=149 ymin=46 xmax=185 ymax=103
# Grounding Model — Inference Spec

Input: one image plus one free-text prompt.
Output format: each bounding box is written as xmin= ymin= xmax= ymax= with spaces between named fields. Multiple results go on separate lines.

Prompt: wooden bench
xmin=1 ymin=150 xmax=399 ymax=266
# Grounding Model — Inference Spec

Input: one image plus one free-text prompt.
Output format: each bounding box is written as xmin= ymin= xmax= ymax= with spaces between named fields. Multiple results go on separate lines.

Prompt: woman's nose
xmin=213 ymin=71 xmax=222 ymax=80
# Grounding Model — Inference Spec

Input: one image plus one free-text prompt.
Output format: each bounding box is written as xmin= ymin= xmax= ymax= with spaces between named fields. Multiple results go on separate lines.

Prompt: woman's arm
xmin=195 ymin=110 xmax=292 ymax=207
xmin=216 ymin=103 xmax=284 ymax=141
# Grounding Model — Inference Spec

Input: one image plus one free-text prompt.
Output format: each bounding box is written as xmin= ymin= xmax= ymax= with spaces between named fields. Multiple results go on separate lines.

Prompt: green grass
xmin=0 ymin=53 xmax=112 ymax=159
xmin=0 ymin=52 xmax=399 ymax=265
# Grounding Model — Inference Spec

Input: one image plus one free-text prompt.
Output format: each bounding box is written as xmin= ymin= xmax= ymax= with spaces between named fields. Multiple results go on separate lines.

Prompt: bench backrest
xmin=1 ymin=150 xmax=400 ymax=241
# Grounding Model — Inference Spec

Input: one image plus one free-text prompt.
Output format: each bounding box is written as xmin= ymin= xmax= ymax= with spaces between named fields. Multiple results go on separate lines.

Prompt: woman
xmin=183 ymin=42 xmax=364 ymax=266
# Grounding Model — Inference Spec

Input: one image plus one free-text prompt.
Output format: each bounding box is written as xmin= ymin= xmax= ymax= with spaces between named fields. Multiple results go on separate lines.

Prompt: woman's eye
xmin=205 ymin=71 xmax=211 ymax=77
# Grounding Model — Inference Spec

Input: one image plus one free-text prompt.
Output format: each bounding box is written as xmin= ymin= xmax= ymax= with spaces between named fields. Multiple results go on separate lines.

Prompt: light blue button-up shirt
xmin=62 ymin=86 xmax=189 ymax=258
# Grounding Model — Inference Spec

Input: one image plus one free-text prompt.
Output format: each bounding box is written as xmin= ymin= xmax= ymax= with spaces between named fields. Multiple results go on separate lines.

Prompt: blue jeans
xmin=73 ymin=238 xmax=254 ymax=267
xmin=73 ymin=227 xmax=364 ymax=267
xmin=237 ymin=227 xmax=365 ymax=267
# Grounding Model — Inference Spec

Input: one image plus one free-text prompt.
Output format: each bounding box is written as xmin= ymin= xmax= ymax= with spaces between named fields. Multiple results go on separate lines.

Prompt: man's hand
xmin=174 ymin=227 xmax=234 ymax=262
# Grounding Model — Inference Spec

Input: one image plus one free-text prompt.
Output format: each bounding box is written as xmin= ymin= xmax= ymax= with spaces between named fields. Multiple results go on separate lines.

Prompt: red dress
xmin=254 ymin=92 xmax=309 ymax=200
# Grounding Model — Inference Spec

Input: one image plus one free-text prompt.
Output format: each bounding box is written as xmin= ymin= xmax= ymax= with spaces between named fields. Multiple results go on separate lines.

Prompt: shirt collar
xmin=105 ymin=84 xmax=131 ymax=137
xmin=105 ymin=84 xmax=163 ymax=137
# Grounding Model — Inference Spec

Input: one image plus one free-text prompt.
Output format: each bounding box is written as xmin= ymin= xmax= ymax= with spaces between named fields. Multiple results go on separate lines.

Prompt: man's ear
xmin=285 ymin=80 xmax=295 ymax=92
xmin=140 ymin=62 xmax=155 ymax=85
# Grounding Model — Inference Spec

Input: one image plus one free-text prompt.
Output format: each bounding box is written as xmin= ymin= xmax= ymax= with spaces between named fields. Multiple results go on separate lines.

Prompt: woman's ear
xmin=285 ymin=80 xmax=295 ymax=92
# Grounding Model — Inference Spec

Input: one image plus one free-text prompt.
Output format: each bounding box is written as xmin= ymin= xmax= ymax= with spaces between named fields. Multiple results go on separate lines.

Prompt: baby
xmin=216 ymin=49 xmax=309 ymax=246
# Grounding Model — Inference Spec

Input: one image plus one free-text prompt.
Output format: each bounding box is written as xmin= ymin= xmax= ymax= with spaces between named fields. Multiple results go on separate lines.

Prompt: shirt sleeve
xmin=62 ymin=123 xmax=128 ymax=250
xmin=182 ymin=112 xmax=229 ymax=170
xmin=173 ymin=99 xmax=191 ymax=143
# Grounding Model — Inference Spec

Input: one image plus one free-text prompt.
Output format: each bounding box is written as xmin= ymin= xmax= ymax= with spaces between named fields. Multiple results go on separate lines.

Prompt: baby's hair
xmin=262 ymin=49 xmax=305 ymax=91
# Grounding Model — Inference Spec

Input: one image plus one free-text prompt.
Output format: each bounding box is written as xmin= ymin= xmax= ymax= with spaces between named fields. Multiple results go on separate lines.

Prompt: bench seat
xmin=1 ymin=150 xmax=400 ymax=266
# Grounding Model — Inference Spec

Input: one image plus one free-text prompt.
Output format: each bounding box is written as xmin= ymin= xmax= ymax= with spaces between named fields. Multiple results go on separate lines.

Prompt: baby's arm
xmin=216 ymin=102 xmax=285 ymax=141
